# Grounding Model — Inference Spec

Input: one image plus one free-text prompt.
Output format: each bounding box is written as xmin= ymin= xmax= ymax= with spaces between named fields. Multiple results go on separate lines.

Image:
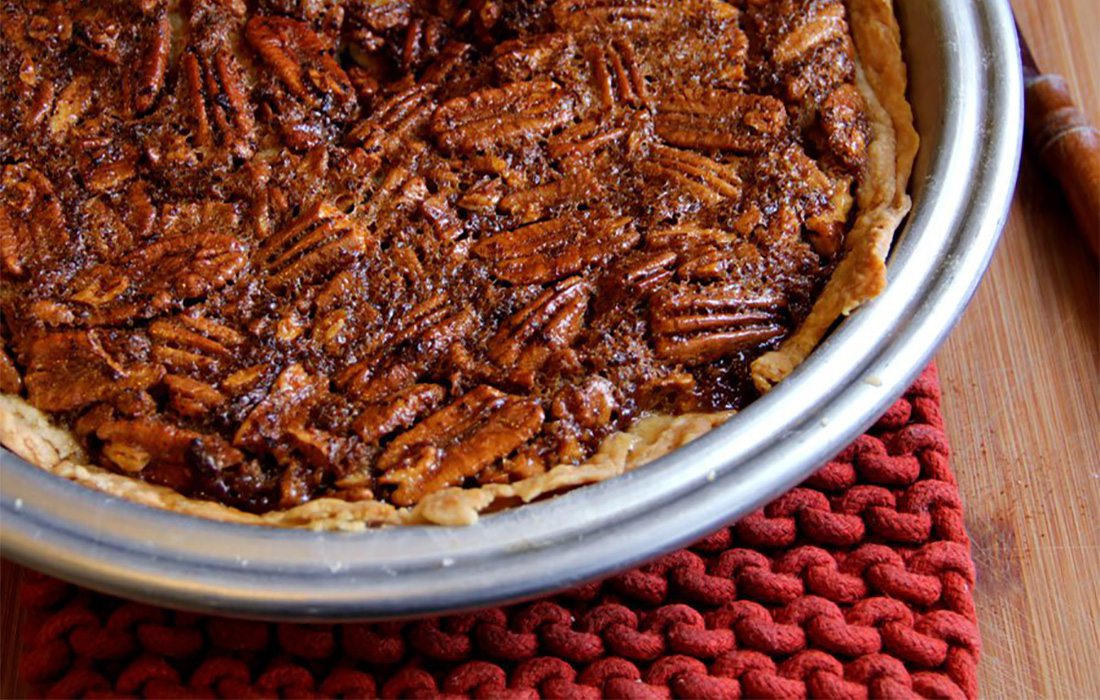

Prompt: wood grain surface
xmin=938 ymin=0 xmax=1100 ymax=696
xmin=2 ymin=1 xmax=1098 ymax=698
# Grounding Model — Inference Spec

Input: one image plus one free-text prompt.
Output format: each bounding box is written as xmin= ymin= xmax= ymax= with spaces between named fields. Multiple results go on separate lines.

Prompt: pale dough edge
xmin=0 ymin=393 xmax=728 ymax=529
xmin=751 ymin=0 xmax=920 ymax=391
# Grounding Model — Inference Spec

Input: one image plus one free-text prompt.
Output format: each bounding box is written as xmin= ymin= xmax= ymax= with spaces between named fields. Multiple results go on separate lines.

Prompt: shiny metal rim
xmin=0 ymin=0 xmax=1023 ymax=620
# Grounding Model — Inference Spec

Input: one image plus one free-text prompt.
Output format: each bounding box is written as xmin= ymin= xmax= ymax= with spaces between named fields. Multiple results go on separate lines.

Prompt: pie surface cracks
xmin=0 ymin=0 xmax=916 ymax=526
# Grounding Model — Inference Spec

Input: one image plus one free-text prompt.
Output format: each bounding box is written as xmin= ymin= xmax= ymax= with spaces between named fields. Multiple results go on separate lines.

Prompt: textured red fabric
xmin=16 ymin=365 xmax=980 ymax=699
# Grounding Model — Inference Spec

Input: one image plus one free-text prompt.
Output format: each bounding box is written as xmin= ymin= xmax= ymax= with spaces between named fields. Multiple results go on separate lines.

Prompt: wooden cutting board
xmin=937 ymin=0 xmax=1100 ymax=696
xmin=2 ymin=1 xmax=1098 ymax=697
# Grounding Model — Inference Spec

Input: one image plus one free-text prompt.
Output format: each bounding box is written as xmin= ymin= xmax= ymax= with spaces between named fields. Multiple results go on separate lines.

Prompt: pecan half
xmin=0 ymin=163 xmax=68 ymax=279
xmin=233 ymin=364 xmax=324 ymax=454
xmin=712 ymin=9 xmax=749 ymax=90
xmin=74 ymin=6 xmax=123 ymax=63
xmin=133 ymin=7 xmax=171 ymax=114
xmin=762 ymin=144 xmax=835 ymax=223
xmin=473 ymin=214 xmax=638 ymax=284
xmin=391 ymin=298 xmax=474 ymax=358
xmin=256 ymin=0 xmax=344 ymax=26
xmin=245 ymin=15 xmax=356 ymax=118
xmin=180 ymin=46 xmax=255 ymax=154
xmin=97 ymin=418 xmax=245 ymax=497
xmin=349 ymin=0 xmax=412 ymax=34
xmin=547 ymin=118 xmax=632 ymax=161
xmin=311 ymin=307 xmax=351 ymax=356
xmin=640 ymin=145 xmax=742 ymax=205
xmin=644 ymin=225 xmax=755 ymax=282
xmin=384 ymin=295 xmax=473 ymax=357
xmin=339 ymin=295 xmax=472 ymax=401
xmin=649 ymin=285 xmax=787 ymax=364
xmin=396 ymin=16 xmax=453 ymax=73
xmin=165 ymin=374 xmax=228 ymax=418
xmin=150 ymin=314 xmax=244 ymax=375
xmin=585 ymin=38 xmax=648 ymax=111
xmin=377 ymin=385 xmax=544 ymax=506
xmin=655 ymin=90 xmax=787 ymax=153
xmin=747 ymin=0 xmax=855 ymax=107
xmin=552 ymin=0 xmax=667 ymax=32
xmin=805 ymin=178 xmax=855 ymax=258
xmin=352 ymin=383 xmax=446 ymax=443
xmin=161 ymin=200 xmax=241 ymax=237
xmin=347 ymin=84 xmax=436 ymax=163
xmin=98 ymin=418 xmax=239 ymax=472
xmin=79 ymin=183 xmax=157 ymax=257
xmin=493 ymin=33 xmax=573 ymax=83
xmin=455 ymin=179 xmax=500 ymax=214
xmin=24 ymin=331 xmax=164 ymax=412
xmin=489 ymin=276 xmax=591 ymax=377
xmin=360 ymin=165 xmax=431 ymax=235
xmin=48 ymin=75 xmax=93 ymax=136
xmin=17 ymin=80 xmax=56 ymax=132
xmin=24 ymin=4 xmax=73 ymax=47
xmin=646 ymin=225 xmax=739 ymax=253
xmin=84 ymin=149 xmax=139 ymax=194
xmin=64 ymin=233 xmax=247 ymax=325
xmin=551 ymin=375 xmax=618 ymax=432
xmin=256 ymin=202 xmax=372 ymax=291
xmin=498 ymin=171 xmax=600 ymax=222
xmin=437 ymin=0 xmax=500 ymax=45
xmin=773 ymin=1 xmax=847 ymax=65
xmin=430 ymin=79 xmax=575 ymax=154
xmin=341 ymin=359 xmax=421 ymax=403
xmin=615 ymin=250 xmax=677 ymax=296
xmin=819 ymin=83 xmax=869 ymax=172
xmin=347 ymin=83 xmax=442 ymax=170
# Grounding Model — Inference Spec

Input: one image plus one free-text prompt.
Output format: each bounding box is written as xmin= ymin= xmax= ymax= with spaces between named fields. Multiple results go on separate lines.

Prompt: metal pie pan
xmin=0 ymin=0 xmax=1022 ymax=620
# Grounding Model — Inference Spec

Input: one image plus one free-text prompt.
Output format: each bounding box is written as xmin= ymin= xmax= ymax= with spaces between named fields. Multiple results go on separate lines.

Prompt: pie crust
xmin=0 ymin=0 xmax=917 ymax=528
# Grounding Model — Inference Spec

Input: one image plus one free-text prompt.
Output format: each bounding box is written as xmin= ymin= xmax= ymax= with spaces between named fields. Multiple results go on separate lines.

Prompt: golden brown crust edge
xmin=0 ymin=393 xmax=729 ymax=528
xmin=751 ymin=0 xmax=920 ymax=391
xmin=0 ymin=0 xmax=916 ymax=529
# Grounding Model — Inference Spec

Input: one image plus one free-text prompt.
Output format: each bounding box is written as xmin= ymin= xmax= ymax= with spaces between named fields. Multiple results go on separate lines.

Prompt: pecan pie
xmin=0 ymin=0 xmax=917 ymax=527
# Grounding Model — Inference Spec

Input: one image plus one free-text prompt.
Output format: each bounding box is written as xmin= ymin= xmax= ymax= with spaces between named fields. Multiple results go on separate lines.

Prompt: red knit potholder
xmin=16 ymin=365 xmax=979 ymax=699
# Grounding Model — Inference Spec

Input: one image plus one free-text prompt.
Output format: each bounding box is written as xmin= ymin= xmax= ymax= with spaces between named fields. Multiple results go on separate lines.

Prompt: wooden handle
xmin=1024 ymin=74 xmax=1100 ymax=257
